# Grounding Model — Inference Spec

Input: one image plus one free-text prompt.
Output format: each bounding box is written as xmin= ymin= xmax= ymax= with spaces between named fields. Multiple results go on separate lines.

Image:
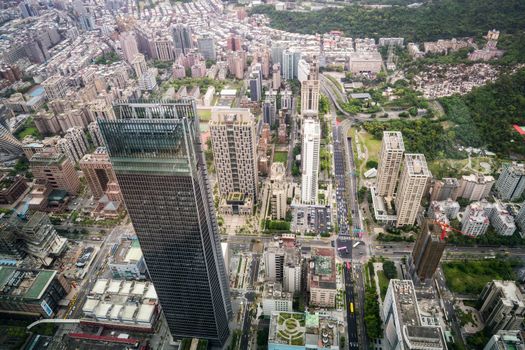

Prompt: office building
xmin=264 ymin=242 xmax=285 ymax=282
xmin=79 ymin=147 xmax=118 ymax=200
xmin=496 ymin=163 xmax=525 ymax=201
xmin=457 ymin=173 xmax=495 ymax=201
xmin=479 ymin=280 xmax=525 ymax=333
xmin=263 ymin=96 xmax=276 ymax=126
xmin=431 ymin=178 xmax=459 ymax=201
xmin=271 ymin=163 xmax=288 ymax=221
xmin=197 ymin=36 xmax=216 ymax=61
xmin=395 ymin=154 xmax=431 ymax=227
xmin=262 ymin=282 xmax=293 ymax=316
xmin=308 ymin=247 xmax=336 ymax=307
xmin=99 ymin=100 xmax=231 ymax=346
xmin=461 ymin=202 xmax=490 ymax=237
xmin=209 ymin=108 xmax=258 ymax=215
xmin=0 ymin=174 xmax=28 ymax=204
xmin=301 ymin=119 xmax=320 ymax=204
xmin=300 ymin=61 xmax=320 ymax=117
xmin=409 ymin=221 xmax=445 ymax=283
xmin=0 ymin=267 xmax=70 ymax=318
xmin=268 ymin=311 xmax=339 ymax=350
xmin=484 ymin=330 xmax=525 ymax=350
xmin=383 ymin=279 xmax=447 ymax=350
xmin=376 ymin=131 xmax=405 ymax=198
xmin=30 ymin=151 xmax=81 ymax=195
xmin=172 ymin=24 xmax=193 ymax=56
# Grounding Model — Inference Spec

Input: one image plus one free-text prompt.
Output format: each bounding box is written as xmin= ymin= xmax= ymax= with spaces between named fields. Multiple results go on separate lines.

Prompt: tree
xmin=366 ymin=160 xmax=378 ymax=169
xmin=383 ymin=260 xmax=397 ymax=280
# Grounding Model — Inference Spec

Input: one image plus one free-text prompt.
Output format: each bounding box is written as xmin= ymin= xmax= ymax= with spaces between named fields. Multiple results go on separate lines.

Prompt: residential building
xmin=57 ymin=127 xmax=89 ymax=163
xmin=431 ymin=178 xmax=460 ymax=201
xmin=458 ymin=173 xmax=495 ymax=201
xmin=79 ymin=147 xmax=118 ymax=200
xmin=262 ymin=282 xmax=293 ymax=316
xmin=409 ymin=221 xmax=446 ymax=283
xmin=462 ymin=202 xmax=491 ymax=237
xmin=479 ymin=280 xmax=525 ymax=333
xmin=264 ymin=242 xmax=284 ymax=282
xmin=395 ymin=154 xmax=431 ymax=227
xmin=226 ymin=35 xmax=242 ymax=51
xmin=88 ymin=121 xmax=104 ymax=147
xmin=428 ymin=199 xmax=460 ymax=221
xmin=281 ymin=49 xmax=301 ymax=80
xmin=209 ymin=108 xmax=257 ymax=215
xmin=249 ymin=65 xmax=262 ymax=102
xmin=120 ymin=32 xmax=139 ymax=63
xmin=262 ymin=96 xmax=276 ymax=126
xmin=272 ymin=63 xmax=281 ymax=89
xmin=348 ymin=51 xmax=382 ymax=74
xmin=30 ymin=151 xmax=81 ymax=195
xmin=484 ymin=330 xmax=525 ymax=350
xmin=515 ymin=204 xmax=525 ymax=237
xmin=489 ymin=203 xmax=516 ymax=236
xmin=0 ymin=267 xmax=70 ymax=318
xmin=99 ymin=100 xmax=231 ymax=346
xmin=376 ymin=131 xmax=405 ymax=197
xmin=308 ymin=247 xmax=336 ymax=307
xmin=197 ymin=36 xmax=216 ymax=61
xmin=271 ymin=163 xmax=288 ymax=221
xmin=108 ymin=238 xmax=146 ymax=280
xmin=172 ymin=24 xmax=193 ymax=56
xmin=0 ymin=121 xmax=23 ymax=156
xmin=301 ymin=119 xmax=320 ymax=204
xmin=41 ymin=75 xmax=68 ymax=100
xmin=496 ymin=163 xmax=525 ymax=201
xmin=383 ymin=279 xmax=447 ymax=350
xmin=300 ymin=60 xmax=320 ymax=117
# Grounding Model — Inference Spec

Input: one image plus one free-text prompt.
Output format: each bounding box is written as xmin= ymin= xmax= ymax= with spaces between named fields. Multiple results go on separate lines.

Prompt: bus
xmin=349 ymin=302 xmax=354 ymax=313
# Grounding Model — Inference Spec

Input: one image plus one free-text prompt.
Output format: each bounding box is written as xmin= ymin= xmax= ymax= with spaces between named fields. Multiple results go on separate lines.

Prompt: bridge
xmin=27 ymin=318 xmax=80 ymax=330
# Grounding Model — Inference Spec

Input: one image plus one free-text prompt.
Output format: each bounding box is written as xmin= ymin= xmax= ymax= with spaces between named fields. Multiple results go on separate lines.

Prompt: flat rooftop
xmin=0 ymin=267 xmax=56 ymax=300
xmin=405 ymin=154 xmax=431 ymax=177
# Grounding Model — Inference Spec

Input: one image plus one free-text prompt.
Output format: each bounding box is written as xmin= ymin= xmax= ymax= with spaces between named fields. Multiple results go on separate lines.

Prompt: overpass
xmin=27 ymin=318 xmax=80 ymax=330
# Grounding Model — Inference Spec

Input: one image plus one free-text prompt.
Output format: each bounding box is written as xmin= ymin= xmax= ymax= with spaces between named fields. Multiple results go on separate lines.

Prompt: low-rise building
xmin=262 ymin=282 xmax=293 ymax=316
xmin=108 ymin=238 xmax=146 ymax=280
xmin=0 ymin=267 xmax=70 ymax=318
xmin=0 ymin=174 xmax=28 ymax=204
xmin=484 ymin=330 xmax=525 ymax=350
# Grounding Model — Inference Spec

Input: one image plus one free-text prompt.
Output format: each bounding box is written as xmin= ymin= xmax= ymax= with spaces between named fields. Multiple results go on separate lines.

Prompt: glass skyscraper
xmin=99 ymin=100 xmax=232 ymax=346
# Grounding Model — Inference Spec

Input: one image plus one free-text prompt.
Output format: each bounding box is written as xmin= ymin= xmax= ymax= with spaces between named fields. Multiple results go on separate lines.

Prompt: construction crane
xmin=433 ymin=221 xmax=476 ymax=241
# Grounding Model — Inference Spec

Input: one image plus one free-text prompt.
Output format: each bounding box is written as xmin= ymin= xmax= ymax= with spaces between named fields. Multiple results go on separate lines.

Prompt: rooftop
xmin=0 ymin=267 xmax=56 ymax=300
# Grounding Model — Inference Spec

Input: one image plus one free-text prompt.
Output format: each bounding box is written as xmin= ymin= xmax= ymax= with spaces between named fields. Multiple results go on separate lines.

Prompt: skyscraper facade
xmin=99 ymin=100 xmax=231 ymax=346
xmin=395 ymin=154 xmax=431 ymax=227
xmin=376 ymin=131 xmax=405 ymax=197
xmin=301 ymin=118 xmax=320 ymax=204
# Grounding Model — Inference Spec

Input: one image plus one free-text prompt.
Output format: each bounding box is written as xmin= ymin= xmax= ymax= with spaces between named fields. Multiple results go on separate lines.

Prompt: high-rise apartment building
xmin=249 ymin=65 xmax=262 ymax=102
xmin=461 ymin=202 xmax=490 ymax=237
xmin=197 ymin=36 xmax=216 ymax=61
xmin=272 ymin=63 xmax=281 ymax=89
xmin=99 ymin=100 xmax=231 ymax=346
xmin=119 ymin=31 xmax=139 ymax=63
xmin=515 ymin=204 xmax=525 ymax=237
xmin=409 ymin=221 xmax=446 ymax=283
xmin=457 ymin=173 xmax=495 ymax=201
xmin=171 ymin=24 xmax=193 ymax=56
xmin=300 ymin=60 xmax=320 ymax=117
xmin=383 ymin=279 xmax=447 ymax=350
xmin=88 ymin=121 xmax=104 ymax=147
xmin=270 ymin=162 xmax=287 ymax=220
xmin=41 ymin=75 xmax=68 ymax=100
xmin=395 ymin=154 xmax=431 ymax=227
xmin=301 ymin=118 xmax=320 ymax=204
xmin=431 ymin=178 xmax=460 ymax=201
xmin=30 ymin=151 xmax=81 ymax=195
xmin=56 ymin=127 xmax=89 ymax=163
xmin=376 ymin=131 xmax=405 ymax=198
xmin=0 ymin=123 xmax=23 ymax=156
xmin=495 ymin=162 xmax=525 ymax=201
xmin=209 ymin=108 xmax=258 ymax=214
xmin=282 ymin=49 xmax=301 ymax=80
xmin=79 ymin=147 xmax=118 ymax=200
xmin=479 ymin=280 xmax=525 ymax=333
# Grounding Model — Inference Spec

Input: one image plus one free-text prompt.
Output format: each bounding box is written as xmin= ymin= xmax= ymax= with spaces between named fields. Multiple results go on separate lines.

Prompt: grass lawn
xmin=273 ymin=151 xmax=288 ymax=164
xmin=359 ymin=129 xmax=381 ymax=163
xmin=15 ymin=117 xmax=41 ymax=140
xmin=377 ymin=270 xmax=390 ymax=300
xmin=443 ymin=259 xmax=517 ymax=295
xmin=197 ymin=109 xmax=212 ymax=122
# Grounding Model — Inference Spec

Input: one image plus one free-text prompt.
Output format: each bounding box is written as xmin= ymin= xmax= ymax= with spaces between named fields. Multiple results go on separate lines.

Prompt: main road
xmin=239 ymin=255 xmax=260 ymax=350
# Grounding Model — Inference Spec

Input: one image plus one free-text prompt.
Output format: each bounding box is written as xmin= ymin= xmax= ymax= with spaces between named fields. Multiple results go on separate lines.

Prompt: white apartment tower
xmin=209 ymin=108 xmax=258 ymax=202
xmin=301 ymin=118 xmax=321 ymax=204
xmin=395 ymin=154 xmax=431 ymax=227
xmin=300 ymin=61 xmax=320 ymax=117
xmin=376 ymin=131 xmax=405 ymax=197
